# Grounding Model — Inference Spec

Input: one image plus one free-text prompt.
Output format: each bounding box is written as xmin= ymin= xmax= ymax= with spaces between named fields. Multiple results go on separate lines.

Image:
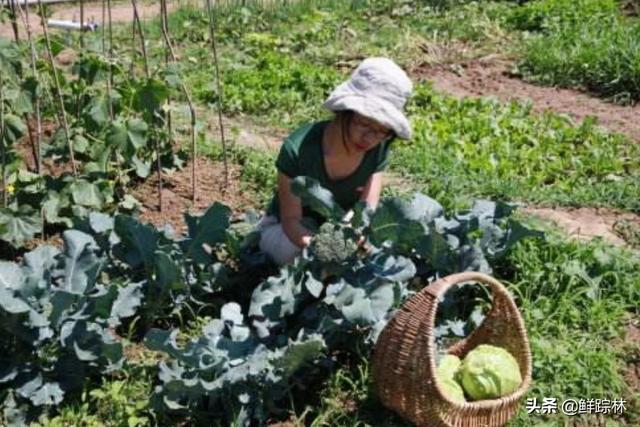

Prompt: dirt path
xmin=623 ymin=315 xmax=640 ymax=396
xmin=0 ymin=0 xmax=184 ymax=39
xmin=197 ymin=108 xmax=286 ymax=152
xmin=413 ymin=55 xmax=640 ymax=143
xmin=521 ymin=206 xmax=639 ymax=247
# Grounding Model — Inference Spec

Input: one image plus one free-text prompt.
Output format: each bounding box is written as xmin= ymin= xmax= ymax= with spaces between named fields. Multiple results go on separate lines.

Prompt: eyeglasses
xmin=352 ymin=116 xmax=393 ymax=141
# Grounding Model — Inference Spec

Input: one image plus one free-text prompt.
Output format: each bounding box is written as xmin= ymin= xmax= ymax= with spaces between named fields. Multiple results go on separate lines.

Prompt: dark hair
xmin=337 ymin=110 xmax=354 ymax=153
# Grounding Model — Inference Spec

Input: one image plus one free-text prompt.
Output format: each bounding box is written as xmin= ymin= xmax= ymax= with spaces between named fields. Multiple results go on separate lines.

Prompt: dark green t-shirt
xmin=266 ymin=120 xmax=392 ymax=222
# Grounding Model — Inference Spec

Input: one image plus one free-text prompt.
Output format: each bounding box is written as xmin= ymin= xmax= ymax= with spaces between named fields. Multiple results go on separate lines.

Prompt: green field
xmin=0 ymin=1 xmax=638 ymax=426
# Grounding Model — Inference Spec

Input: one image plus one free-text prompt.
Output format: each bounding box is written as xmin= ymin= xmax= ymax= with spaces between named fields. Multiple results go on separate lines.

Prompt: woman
xmin=259 ymin=57 xmax=413 ymax=265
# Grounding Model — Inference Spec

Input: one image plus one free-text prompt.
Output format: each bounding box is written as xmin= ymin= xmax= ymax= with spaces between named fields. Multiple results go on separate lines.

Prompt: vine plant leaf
xmin=87 ymin=95 xmax=110 ymax=127
xmin=2 ymin=114 xmax=27 ymax=145
xmin=106 ymin=119 xmax=149 ymax=159
xmin=69 ymin=180 xmax=105 ymax=209
xmin=72 ymin=54 xmax=109 ymax=85
xmin=0 ymin=207 xmax=42 ymax=248
xmin=42 ymin=191 xmax=73 ymax=227
xmin=126 ymin=118 xmax=149 ymax=151
xmin=0 ymin=37 xmax=22 ymax=72
xmin=132 ymin=155 xmax=151 ymax=178
xmin=134 ymin=79 xmax=171 ymax=116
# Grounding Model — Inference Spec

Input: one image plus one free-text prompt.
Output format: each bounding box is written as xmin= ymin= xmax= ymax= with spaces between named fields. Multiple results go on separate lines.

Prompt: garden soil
xmin=0 ymin=0 xmax=181 ymax=39
xmin=132 ymin=155 xmax=259 ymax=233
xmin=521 ymin=207 xmax=640 ymax=247
xmin=624 ymin=317 xmax=640 ymax=393
xmin=16 ymin=120 xmax=72 ymax=177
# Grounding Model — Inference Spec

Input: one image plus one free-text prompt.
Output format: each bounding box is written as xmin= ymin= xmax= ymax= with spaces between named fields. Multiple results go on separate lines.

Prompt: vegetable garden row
xmin=0 ymin=0 xmax=638 ymax=426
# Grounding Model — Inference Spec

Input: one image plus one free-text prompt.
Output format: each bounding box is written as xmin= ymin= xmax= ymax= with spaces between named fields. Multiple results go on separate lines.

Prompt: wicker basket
xmin=372 ymin=272 xmax=532 ymax=427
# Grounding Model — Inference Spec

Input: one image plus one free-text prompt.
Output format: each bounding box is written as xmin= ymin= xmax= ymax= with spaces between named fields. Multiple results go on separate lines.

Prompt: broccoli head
xmin=309 ymin=222 xmax=358 ymax=265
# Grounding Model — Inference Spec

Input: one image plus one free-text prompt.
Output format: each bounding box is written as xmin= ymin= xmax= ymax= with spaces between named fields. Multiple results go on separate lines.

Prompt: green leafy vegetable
xmin=459 ymin=344 xmax=523 ymax=400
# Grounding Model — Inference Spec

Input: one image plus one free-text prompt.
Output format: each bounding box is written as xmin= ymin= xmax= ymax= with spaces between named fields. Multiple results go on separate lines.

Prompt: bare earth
xmin=414 ymin=55 xmax=640 ymax=144
xmin=623 ymin=316 xmax=640 ymax=395
xmin=0 ymin=0 xmax=180 ymax=38
xmin=521 ymin=207 xmax=639 ymax=247
xmin=132 ymin=156 xmax=259 ymax=233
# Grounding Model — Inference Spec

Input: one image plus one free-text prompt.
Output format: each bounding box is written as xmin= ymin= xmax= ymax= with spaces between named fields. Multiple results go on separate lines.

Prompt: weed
xmin=510 ymin=0 xmax=640 ymax=103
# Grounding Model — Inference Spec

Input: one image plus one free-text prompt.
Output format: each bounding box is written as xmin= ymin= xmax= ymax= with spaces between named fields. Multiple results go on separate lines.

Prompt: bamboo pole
xmin=205 ymin=0 xmax=229 ymax=189
xmin=130 ymin=0 xmax=160 ymax=211
xmin=101 ymin=0 xmax=106 ymax=54
xmin=9 ymin=0 xmax=20 ymax=42
xmin=107 ymin=0 xmax=113 ymax=119
xmin=160 ymin=0 xmax=173 ymax=148
xmin=0 ymin=75 xmax=6 ymax=208
xmin=15 ymin=1 xmax=43 ymax=175
xmin=79 ymin=0 xmax=85 ymax=48
xmin=129 ymin=1 xmax=136 ymax=78
xmin=160 ymin=0 xmax=172 ymax=133
xmin=160 ymin=0 xmax=198 ymax=203
xmin=37 ymin=0 xmax=77 ymax=177
xmin=130 ymin=0 xmax=149 ymax=78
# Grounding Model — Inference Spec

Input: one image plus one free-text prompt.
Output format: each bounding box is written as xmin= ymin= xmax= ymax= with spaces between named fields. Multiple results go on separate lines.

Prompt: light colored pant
xmin=257 ymin=215 xmax=302 ymax=265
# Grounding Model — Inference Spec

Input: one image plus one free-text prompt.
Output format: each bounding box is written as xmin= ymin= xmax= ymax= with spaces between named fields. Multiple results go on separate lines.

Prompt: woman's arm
xmin=278 ymin=173 xmax=313 ymax=248
xmin=359 ymin=172 xmax=384 ymax=209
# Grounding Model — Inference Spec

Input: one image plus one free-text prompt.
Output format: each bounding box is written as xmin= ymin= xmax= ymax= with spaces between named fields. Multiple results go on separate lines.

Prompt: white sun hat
xmin=323 ymin=57 xmax=413 ymax=140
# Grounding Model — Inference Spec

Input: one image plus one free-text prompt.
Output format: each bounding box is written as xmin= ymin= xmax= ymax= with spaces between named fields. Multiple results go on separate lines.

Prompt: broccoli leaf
xmin=290 ymin=176 xmax=345 ymax=221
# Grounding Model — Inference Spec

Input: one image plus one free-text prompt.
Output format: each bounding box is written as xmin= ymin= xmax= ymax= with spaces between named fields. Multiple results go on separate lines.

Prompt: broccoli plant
xmin=144 ymin=303 xmax=326 ymax=426
xmin=76 ymin=203 xmax=245 ymax=331
xmin=0 ymin=231 xmax=143 ymax=425
xmin=144 ymin=178 xmax=542 ymax=425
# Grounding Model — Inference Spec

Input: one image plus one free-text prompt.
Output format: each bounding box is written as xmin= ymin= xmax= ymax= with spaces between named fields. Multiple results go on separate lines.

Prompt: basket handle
xmin=424 ymin=271 xmax=513 ymax=302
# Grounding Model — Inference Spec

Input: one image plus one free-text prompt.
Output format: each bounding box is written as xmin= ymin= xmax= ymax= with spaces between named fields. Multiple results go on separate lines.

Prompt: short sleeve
xmin=374 ymin=139 xmax=392 ymax=172
xmin=275 ymin=138 xmax=300 ymax=178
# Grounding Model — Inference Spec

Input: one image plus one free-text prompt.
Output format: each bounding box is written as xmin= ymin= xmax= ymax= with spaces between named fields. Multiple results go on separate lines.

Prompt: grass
xmin=197 ymin=70 xmax=640 ymax=214
xmin=495 ymin=224 xmax=640 ymax=426
xmin=31 ymin=361 xmax=156 ymax=427
xmin=508 ymin=0 xmax=640 ymax=103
